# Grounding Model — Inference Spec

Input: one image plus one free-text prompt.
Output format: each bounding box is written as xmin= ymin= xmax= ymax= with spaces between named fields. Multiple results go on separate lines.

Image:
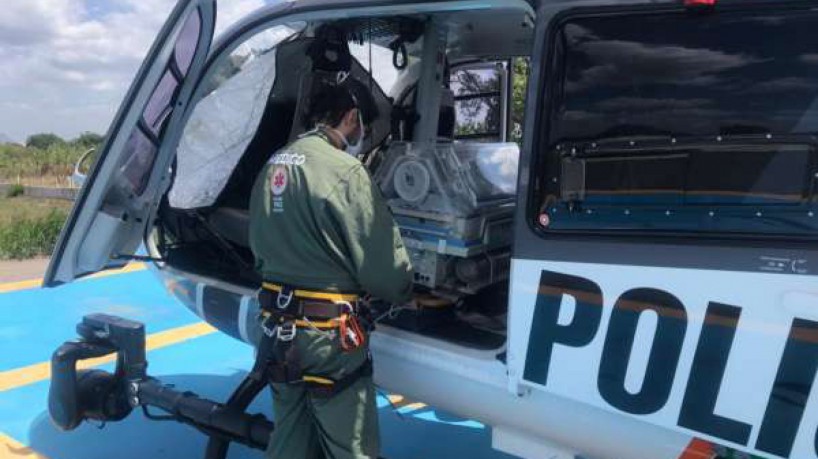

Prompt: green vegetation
xmin=0 ymin=197 xmax=71 ymax=260
xmin=451 ymin=58 xmax=530 ymax=143
xmin=6 ymin=184 xmax=24 ymax=198
xmin=0 ymin=132 xmax=102 ymax=185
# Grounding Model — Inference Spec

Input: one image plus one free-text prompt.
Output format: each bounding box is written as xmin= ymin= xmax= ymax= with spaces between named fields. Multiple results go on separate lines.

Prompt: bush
xmin=0 ymin=208 xmax=67 ymax=260
xmin=6 ymin=184 xmax=24 ymax=198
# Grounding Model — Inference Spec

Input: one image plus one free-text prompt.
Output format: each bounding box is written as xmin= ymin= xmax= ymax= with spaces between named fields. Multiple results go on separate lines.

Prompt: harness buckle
xmin=277 ymin=322 xmax=297 ymax=342
xmin=276 ymin=288 xmax=294 ymax=310
xmin=260 ymin=314 xmax=277 ymax=338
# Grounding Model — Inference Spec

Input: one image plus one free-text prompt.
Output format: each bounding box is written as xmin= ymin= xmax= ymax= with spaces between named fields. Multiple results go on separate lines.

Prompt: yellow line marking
xmin=0 ymin=279 xmax=41 ymax=294
xmin=0 ymin=432 xmax=48 ymax=459
xmin=399 ymin=402 xmax=428 ymax=413
xmin=0 ymin=263 xmax=146 ymax=294
xmin=0 ymin=321 xmax=216 ymax=392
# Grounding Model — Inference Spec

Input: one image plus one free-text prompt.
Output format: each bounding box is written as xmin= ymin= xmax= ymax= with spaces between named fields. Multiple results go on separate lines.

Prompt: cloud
xmin=0 ymin=0 xmax=267 ymax=142
xmin=800 ymin=54 xmax=818 ymax=65
xmin=563 ymin=24 xmax=757 ymax=93
xmin=745 ymin=77 xmax=818 ymax=94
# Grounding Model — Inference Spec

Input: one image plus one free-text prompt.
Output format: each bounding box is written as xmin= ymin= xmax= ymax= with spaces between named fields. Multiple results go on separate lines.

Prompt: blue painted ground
xmin=0 ymin=268 xmax=514 ymax=459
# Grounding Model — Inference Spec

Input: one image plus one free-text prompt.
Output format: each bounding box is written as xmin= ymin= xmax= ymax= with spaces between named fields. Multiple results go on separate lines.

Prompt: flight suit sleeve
xmin=324 ymin=165 xmax=414 ymax=304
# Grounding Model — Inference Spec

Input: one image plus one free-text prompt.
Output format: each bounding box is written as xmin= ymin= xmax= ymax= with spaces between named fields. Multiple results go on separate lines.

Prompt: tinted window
xmin=120 ymin=129 xmax=157 ymax=196
xmin=143 ymin=71 xmax=178 ymax=133
xmin=535 ymin=10 xmax=818 ymax=238
xmin=175 ymin=11 xmax=202 ymax=75
xmin=552 ymin=11 xmax=818 ymax=141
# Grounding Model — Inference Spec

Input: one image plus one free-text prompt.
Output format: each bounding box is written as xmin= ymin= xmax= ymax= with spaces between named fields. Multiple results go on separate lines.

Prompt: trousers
xmin=265 ymin=326 xmax=379 ymax=459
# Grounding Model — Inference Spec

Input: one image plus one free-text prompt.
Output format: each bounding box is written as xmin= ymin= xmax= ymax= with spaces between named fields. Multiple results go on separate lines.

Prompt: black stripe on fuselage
xmin=201 ymin=285 xmax=243 ymax=341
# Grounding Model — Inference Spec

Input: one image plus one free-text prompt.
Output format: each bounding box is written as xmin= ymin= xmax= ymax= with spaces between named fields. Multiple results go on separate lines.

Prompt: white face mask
xmin=346 ymin=112 xmax=365 ymax=158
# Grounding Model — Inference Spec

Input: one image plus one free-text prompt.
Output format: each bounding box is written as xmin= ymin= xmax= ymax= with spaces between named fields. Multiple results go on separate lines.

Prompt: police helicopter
xmin=43 ymin=0 xmax=818 ymax=458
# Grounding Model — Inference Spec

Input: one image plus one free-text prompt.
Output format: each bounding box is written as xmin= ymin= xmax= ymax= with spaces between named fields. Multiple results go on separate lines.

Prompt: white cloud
xmin=0 ymin=0 xmax=267 ymax=143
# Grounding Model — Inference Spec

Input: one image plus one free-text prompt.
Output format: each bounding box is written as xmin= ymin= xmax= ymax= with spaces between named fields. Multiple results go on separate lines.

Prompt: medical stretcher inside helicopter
xmin=44 ymin=1 xmax=818 ymax=458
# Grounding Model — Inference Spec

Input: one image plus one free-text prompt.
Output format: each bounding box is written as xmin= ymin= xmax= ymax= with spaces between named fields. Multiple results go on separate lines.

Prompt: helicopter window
xmin=349 ymin=41 xmax=402 ymax=96
xmin=120 ymin=129 xmax=158 ymax=195
xmin=510 ymin=57 xmax=530 ymax=145
xmin=452 ymin=64 xmax=505 ymax=141
xmin=167 ymin=23 xmax=305 ymax=210
xmin=174 ymin=11 xmax=201 ymax=75
xmin=143 ymin=71 xmax=178 ymax=133
xmin=533 ymin=9 xmax=818 ymax=238
xmin=119 ymin=8 xmax=202 ymax=197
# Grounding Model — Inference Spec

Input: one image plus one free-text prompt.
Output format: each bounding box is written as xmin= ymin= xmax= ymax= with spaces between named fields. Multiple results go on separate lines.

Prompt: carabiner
xmin=260 ymin=314 xmax=277 ymax=338
xmin=276 ymin=288 xmax=294 ymax=310
xmin=277 ymin=322 xmax=297 ymax=342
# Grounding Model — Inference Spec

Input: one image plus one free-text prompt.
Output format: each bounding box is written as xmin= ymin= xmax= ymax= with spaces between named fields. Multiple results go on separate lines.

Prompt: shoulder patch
xmin=270 ymin=166 xmax=288 ymax=196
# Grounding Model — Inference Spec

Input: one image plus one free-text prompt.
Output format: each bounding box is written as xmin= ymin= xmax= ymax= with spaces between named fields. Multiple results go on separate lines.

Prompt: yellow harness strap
xmin=262 ymin=282 xmax=360 ymax=303
xmin=259 ymin=310 xmax=342 ymax=330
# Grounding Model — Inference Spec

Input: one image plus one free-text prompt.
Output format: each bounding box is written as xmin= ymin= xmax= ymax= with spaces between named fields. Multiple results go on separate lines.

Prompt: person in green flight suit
xmin=249 ymin=78 xmax=414 ymax=459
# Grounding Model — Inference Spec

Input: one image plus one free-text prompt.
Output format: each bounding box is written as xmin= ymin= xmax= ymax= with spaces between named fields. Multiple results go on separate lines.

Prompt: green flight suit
xmin=248 ymin=132 xmax=413 ymax=459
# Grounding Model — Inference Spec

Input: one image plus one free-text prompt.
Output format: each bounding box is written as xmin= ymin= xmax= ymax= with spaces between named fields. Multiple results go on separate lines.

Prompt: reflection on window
xmin=452 ymin=64 xmax=506 ymax=140
xmin=168 ymin=23 xmax=305 ymax=210
xmin=122 ymin=8 xmax=204 ymax=196
xmin=535 ymin=9 xmax=818 ymax=237
xmin=175 ymin=11 xmax=202 ymax=75
xmin=200 ymin=23 xmax=304 ymax=97
xmin=120 ymin=129 xmax=158 ymax=196
xmin=143 ymin=71 xmax=178 ymax=133
xmin=510 ymin=57 xmax=530 ymax=144
xmin=551 ymin=11 xmax=818 ymax=142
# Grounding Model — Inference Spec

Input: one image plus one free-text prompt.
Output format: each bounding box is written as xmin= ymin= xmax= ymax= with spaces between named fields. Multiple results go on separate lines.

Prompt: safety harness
xmin=254 ymin=283 xmax=372 ymax=398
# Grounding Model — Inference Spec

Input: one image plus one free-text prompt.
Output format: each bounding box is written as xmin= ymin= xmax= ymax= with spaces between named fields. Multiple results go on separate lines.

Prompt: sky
xmin=0 ymin=0 xmax=276 ymax=144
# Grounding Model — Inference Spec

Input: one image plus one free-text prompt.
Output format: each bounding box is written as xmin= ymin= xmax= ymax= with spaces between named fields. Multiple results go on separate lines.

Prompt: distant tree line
xmin=0 ymin=132 xmax=105 ymax=184
xmin=25 ymin=132 xmax=104 ymax=151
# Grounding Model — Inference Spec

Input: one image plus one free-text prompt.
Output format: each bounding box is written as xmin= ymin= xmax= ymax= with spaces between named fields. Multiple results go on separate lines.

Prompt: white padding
xmin=168 ymin=48 xmax=278 ymax=209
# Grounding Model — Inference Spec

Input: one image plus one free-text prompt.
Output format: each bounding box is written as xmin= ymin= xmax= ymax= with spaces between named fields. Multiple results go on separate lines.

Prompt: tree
xmin=510 ymin=57 xmax=530 ymax=144
xmin=25 ymin=133 xmax=65 ymax=150
xmin=72 ymin=132 xmax=105 ymax=149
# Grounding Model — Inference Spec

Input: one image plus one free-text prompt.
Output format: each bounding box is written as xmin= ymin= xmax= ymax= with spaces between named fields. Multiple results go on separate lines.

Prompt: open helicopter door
xmin=506 ymin=2 xmax=818 ymax=459
xmin=44 ymin=0 xmax=217 ymax=287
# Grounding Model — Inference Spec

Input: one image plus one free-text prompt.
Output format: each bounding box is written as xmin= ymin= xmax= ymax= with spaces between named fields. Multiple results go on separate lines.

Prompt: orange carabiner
xmin=339 ymin=313 xmax=366 ymax=353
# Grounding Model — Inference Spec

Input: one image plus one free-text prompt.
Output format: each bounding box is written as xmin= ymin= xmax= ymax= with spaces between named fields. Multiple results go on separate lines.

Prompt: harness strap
xmin=262 ymin=282 xmax=360 ymax=303
xmin=259 ymin=310 xmax=342 ymax=330
xmin=301 ymin=356 xmax=374 ymax=398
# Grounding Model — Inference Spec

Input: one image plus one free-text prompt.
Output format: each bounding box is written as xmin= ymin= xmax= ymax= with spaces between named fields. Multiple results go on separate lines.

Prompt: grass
xmin=0 ymin=197 xmax=71 ymax=260
xmin=0 ymin=143 xmax=89 ymax=186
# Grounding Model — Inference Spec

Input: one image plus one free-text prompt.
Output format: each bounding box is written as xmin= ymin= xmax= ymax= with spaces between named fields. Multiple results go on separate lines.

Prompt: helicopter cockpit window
xmin=120 ymin=10 xmax=203 ymax=196
xmin=534 ymin=10 xmax=818 ymax=238
xmin=168 ymin=23 xmax=305 ymax=210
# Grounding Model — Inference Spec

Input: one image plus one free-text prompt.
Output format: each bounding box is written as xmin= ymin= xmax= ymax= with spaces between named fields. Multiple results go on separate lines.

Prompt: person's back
xmin=250 ymin=134 xmax=412 ymax=301
xmin=248 ymin=80 xmax=413 ymax=459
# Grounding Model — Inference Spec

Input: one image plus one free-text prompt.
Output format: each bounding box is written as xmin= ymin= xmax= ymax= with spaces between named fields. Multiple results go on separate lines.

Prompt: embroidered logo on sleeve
xmin=270 ymin=166 xmax=287 ymax=213
xmin=271 ymin=166 xmax=288 ymax=196
xmin=268 ymin=150 xmax=306 ymax=166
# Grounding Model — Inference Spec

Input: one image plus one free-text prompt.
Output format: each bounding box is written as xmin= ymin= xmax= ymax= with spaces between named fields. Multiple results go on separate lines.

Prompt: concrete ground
xmin=0 ymin=263 xmax=515 ymax=459
xmin=0 ymin=258 xmax=49 ymax=283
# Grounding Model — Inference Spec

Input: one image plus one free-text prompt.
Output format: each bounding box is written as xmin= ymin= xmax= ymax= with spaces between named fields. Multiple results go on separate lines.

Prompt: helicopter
xmin=44 ymin=0 xmax=818 ymax=458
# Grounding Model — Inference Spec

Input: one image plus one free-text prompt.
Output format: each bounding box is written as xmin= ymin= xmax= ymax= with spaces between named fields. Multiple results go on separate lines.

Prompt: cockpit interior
xmin=153 ymin=5 xmax=535 ymax=351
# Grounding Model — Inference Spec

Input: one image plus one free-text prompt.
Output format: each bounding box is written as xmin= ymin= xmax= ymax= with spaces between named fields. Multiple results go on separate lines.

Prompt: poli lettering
xmin=524 ymin=270 xmax=818 ymax=458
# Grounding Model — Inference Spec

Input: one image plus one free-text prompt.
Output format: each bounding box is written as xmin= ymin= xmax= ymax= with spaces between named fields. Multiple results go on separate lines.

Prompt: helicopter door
xmin=45 ymin=0 xmax=217 ymax=287
xmin=507 ymin=4 xmax=818 ymax=459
